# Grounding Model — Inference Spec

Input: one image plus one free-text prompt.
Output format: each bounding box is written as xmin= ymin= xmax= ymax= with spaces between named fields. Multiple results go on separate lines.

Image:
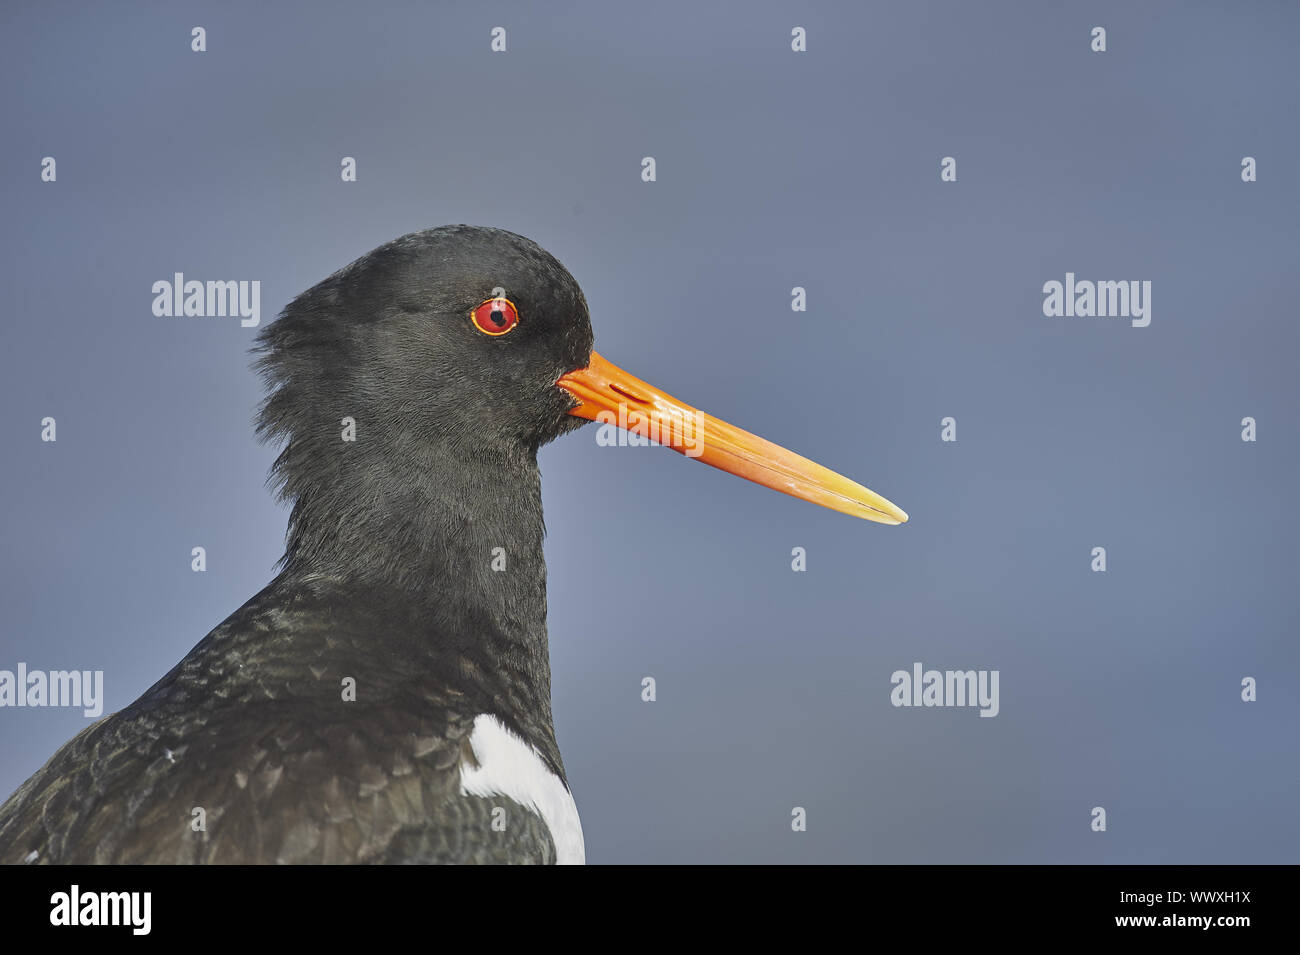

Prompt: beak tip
xmin=869 ymin=499 xmax=908 ymax=525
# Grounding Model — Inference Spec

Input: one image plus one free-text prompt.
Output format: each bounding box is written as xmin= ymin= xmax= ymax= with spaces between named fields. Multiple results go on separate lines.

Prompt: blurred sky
xmin=1 ymin=0 xmax=1297 ymax=862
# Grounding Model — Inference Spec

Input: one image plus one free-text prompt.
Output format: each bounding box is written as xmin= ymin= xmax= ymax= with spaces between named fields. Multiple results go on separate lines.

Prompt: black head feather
xmin=251 ymin=225 xmax=595 ymax=589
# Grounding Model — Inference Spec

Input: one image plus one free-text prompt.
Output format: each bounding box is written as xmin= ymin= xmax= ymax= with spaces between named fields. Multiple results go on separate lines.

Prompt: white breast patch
xmin=458 ymin=713 xmax=586 ymax=865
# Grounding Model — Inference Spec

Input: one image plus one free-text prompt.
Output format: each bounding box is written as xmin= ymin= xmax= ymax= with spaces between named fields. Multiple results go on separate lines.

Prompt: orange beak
xmin=556 ymin=352 xmax=908 ymax=525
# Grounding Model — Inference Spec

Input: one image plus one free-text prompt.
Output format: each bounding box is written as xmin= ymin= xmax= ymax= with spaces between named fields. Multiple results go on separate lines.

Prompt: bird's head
xmin=255 ymin=225 xmax=907 ymax=540
xmin=255 ymin=225 xmax=594 ymax=463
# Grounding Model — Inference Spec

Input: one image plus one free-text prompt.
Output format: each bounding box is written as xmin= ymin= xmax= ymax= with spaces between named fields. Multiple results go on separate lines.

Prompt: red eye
xmin=471 ymin=297 xmax=520 ymax=336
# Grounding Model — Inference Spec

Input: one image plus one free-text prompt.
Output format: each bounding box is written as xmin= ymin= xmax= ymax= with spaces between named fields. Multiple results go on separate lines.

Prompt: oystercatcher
xmin=0 ymin=226 xmax=906 ymax=864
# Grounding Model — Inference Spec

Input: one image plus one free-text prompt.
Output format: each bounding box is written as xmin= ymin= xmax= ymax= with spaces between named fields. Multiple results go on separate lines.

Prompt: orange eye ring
xmin=471 ymin=297 xmax=520 ymax=336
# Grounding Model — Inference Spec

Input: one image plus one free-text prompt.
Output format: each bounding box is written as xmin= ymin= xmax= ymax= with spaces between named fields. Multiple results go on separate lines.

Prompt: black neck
xmin=276 ymin=437 xmax=561 ymax=773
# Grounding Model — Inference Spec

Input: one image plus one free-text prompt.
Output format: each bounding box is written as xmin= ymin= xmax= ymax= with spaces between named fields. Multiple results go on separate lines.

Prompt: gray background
xmin=2 ymin=1 xmax=1297 ymax=863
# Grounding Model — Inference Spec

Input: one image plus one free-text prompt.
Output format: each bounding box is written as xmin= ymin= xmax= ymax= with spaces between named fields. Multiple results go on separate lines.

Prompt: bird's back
xmin=0 ymin=575 xmax=564 ymax=864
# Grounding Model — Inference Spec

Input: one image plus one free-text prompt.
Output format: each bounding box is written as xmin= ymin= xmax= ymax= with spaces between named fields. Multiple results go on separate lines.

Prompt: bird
xmin=0 ymin=225 xmax=907 ymax=864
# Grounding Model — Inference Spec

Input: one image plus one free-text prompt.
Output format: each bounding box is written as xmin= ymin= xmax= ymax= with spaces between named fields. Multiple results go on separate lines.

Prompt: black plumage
xmin=0 ymin=226 xmax=592 ymax=863
xmin=2 ymin=224 xmax=908 ymax=865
